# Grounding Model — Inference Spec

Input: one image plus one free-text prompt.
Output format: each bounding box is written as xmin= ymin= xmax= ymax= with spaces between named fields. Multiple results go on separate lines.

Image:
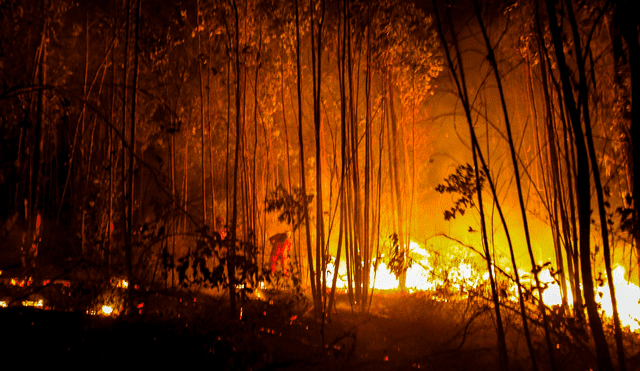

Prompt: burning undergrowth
xmin=1 ymin=236 xmax=639 ymax=370
xmin=2 ymin=270 xmax=640 ymax=370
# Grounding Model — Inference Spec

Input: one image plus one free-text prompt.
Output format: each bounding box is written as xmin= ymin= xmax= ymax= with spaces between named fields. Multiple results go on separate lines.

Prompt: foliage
xmin=385 ymin=233 xmax=412 ymax=280
xmin=265 ymin=184 xmax=314 ymax=232
xmin=615 ymin=193 xmax=636 ymax=239
xmin=175 ymin=228 xmax=259 ymax=299
xmin=435 ymin=164 xmax=486 ymax=221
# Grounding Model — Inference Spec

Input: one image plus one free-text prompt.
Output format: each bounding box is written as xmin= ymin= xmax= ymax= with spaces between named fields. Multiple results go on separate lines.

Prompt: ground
xmin=1 ymin=288 xmax=639 ymax=370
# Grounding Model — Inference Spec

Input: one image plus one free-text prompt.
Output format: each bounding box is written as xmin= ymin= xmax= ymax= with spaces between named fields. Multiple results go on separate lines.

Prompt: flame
xmin=515 ymin=266 xmax=639 ymax=332
xmin=326 ymin=241 xmax=473 ymax=292
xmin=596 ymin=267 xmax=640 ymax=332
xmin=101 ymin=305 xmax=114 ymax=316
xmin=325 ymin=241 xmax=640 ymax=332
xmin=534 ymin=268 xmax=573 ymax=307
xmin=405 ymin=243 xmax=436 ymax=292
xmin=22 ymin=299 xmax=43 ymax=308
xmin=113 ymin=279 xmax=128 ymax=288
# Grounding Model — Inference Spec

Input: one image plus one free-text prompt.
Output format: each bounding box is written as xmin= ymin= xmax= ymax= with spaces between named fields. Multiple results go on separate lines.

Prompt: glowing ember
xmin=0 ymin=301 xmax=7 ymax=308
xmin=114 ymin=279 xmax=128 ymax=288
xmin=22 ymin=299 xmax=43 ymax=308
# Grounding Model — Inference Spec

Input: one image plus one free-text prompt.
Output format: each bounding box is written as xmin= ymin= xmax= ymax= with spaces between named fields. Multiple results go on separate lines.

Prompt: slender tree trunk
xmin=544 ymin=1 xmax=614 ymax=369
xmin=362 ymin=8 xmax=372 ymax=311
xmin=310 ymin=0 xmax=326 ymax=319
xmin=197 ymin=0 xmax=207 ymax=227
xmin=108 ymin=20 xmax=117 ymax=278
xmin=387 ymin=69 xmax=406 ymax=290
xmin=80 ymin=9 xmax=89 ymax=258
xmin=228 ymin=0 xmax=242 ymax=318
xmin=563 ymin=1 xmax=626 ymax=367
xmin=120 ymin=0 xmax=131 ymax=311
xmin=433 ymin=3 xmax=509 ymax=368
xmin=29 ymin=3 xmax=48 ymax=274
xmin=473 ymin=2 xmax=556 ymax=368
xmin=294 ymin=0 xmax=318 ymax=313
xmin=125 ymin=0 xmax=142 ymax=316
xmin=614 ymin=0 xmax=640 ymax=283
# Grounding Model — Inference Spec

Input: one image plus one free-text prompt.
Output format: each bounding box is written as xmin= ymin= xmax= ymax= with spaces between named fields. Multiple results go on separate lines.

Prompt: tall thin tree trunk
xmin=29 ymin=2 xmax=48 ymax=274
xmin=197 ymin=0 xmax=207 ymax=227
xmin=310 ymin=0 xmax=326 ymax=319
xmin=294 ymin=0 xmax=318 ymax=313
xmin=228 ymin=0 xmax=242 ymax=318
xmin=564 ymin=1 xmax=626 ymax=366
xmin=433 ymin=3 xmax=509 ymax=368
xmin=473 ymin=2 xmax=556 ymax=368
xmin=544 ymin=1 xmax=614 ymax=369
xmin=120 ymin=0 xmax=131 ymax=310
xmin=387 ymin=70 xmax=406 ymax=290
xmin=614 ymin=0 xmax=640 ymax=284
xmin=125 ymin=0 xmax=142 ymax=316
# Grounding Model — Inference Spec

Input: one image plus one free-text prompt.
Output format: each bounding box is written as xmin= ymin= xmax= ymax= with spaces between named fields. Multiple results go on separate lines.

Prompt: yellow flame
xmin=515 ymin=266 xmax=639 ymax=332
xmin=326 ymin=241 xmax=440 ymax=291
xmin=114 ymin=279 xmax=128 ymax=288
xmin=326 ymin=241 xmax=640 ymax=332
xmin=596 ymin=267 xmax=640 ymax=332
xmin=22 ymin=299 xmax=43 ymax=308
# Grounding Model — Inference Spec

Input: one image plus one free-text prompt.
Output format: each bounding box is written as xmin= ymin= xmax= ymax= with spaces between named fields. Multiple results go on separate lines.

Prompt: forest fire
xmin=325 ymin=240 xmax=640 ymax=333
xmin=594 ymin=267 xmax=640 ymax=332
xmin=1 ymin=0 xmax=640 ymax=368
xmin=518 ymin=266 xmax=640 ymax=332
xmin=101 ymin=305 xmax=114 ymax=316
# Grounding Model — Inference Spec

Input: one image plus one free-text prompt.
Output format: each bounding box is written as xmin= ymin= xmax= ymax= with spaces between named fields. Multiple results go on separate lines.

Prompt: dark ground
xmin=2 ymin=289 xmax=639 ymax=370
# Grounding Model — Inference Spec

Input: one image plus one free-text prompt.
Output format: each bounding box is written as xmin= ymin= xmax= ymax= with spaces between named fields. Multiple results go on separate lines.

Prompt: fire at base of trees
xmin=1 ymin=0 xmax=639 ymax=370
